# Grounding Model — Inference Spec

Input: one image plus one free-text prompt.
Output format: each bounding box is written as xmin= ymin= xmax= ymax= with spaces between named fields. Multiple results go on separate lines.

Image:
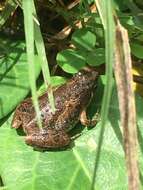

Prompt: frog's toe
xmin=25 ymin=135 xmax=33 ymax=145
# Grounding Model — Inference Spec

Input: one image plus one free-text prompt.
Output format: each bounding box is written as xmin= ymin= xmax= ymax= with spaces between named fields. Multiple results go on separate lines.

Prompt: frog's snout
xmin=11 ymin=115 xmax=22 ymax=129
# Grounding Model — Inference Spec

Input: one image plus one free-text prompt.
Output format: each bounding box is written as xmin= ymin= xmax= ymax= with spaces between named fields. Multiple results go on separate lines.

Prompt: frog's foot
xmin=80 ymin=109 xmax=100 ymax=127
xmin=25 ymin=128 xmax=71 ymax=149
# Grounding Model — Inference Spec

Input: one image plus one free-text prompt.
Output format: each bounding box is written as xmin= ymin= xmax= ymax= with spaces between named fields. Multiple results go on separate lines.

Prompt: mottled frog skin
xmin=12 ymin=70 xmax=98 ymax=149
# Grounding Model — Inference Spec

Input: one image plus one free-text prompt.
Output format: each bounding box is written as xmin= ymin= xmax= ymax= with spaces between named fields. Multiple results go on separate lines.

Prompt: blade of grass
xmin=22 ymin=0 xmax=42 ymax=128
xmin=91 ymin=0 xmax=115 ymax=189
xmin=30 ymin=1 xmax=55 ymax=112
xmin=95 ymin=0 xmax=106 ymax=28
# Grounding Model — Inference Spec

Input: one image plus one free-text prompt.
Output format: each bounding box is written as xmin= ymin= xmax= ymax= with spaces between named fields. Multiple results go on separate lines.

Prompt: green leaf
xmin=50 ymin=76 xmax=67 ymax=87
xmin=38 ymin=76 xmax=67 ymax=95
xmin=57 ymin=49 xmax=86 ymax=74
xmin=131 ymin=43 xmax=143 ymax=59
xmin=71 ymin=28 xmax=96 ymax=51
xmin=86 ymin=48 xmax=105 ymax=66
xmin=0 ymin=84 xmax=143 ymax=190
xmin=0 ymin=38 xmax=41 ymax=119
xmin=120 ymin=15 xmax=135 ymax=27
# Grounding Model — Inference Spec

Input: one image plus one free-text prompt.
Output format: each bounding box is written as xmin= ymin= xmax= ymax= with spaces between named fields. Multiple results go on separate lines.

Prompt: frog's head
xmin=12 ymin=99 xmax=33 ymax=129
xmin=74 ymin=68 xmax=98 ymax=90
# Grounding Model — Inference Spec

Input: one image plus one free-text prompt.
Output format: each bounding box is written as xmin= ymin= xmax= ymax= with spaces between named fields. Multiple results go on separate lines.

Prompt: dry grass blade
xmin=114 ymin=19 xmax=139 ymax=190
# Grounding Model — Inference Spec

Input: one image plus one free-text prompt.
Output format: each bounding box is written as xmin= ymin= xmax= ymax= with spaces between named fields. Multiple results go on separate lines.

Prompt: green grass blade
xmin=22 ymin=0 xmax=42 ymax=128
xmin=31 ymin=2 xmax=55 ymax=112
xmin=92 ymin=0 xmax=115 ymax=188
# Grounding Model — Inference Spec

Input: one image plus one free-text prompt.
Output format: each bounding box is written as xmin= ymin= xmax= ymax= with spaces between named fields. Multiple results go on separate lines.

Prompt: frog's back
xmin=12 ymin=69 xmax=98 ymax=132
xmin=41 ymin=70 xmax=98 ymax=131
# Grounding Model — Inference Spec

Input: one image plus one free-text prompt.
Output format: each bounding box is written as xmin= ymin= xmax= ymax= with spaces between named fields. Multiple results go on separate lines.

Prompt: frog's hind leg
xmin=80 ymin=109 xmax=100 ymax=127
xmin=25 ymin=128 xmax=71 ymax=149
xmin=23 ymin=121 xmax=40 ymax=135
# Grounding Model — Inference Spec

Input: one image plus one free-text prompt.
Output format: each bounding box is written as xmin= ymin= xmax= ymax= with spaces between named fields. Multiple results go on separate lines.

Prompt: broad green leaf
xmin=120 ymin=15 xmax=134 ymax=27
xmin=57 ymin=49 xmax=86 ymax=74
xmin=131 ymin=43 xmax=143 ymax=59
xmin=71 ymin=28 xmax=96 ymax=51
xmin=86 ymin=48 xmax=105 ymax=66
xmin=113 ymin=0 xmax=127 ymax=10
xmin=0 ymin=38 xmax=41 ymax=119
xmin=0 ymin=84 xmax=143 ymax=190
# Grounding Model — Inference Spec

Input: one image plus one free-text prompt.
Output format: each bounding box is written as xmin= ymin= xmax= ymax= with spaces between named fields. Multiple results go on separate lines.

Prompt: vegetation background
xmin=0 ymin=0 xmax=143 ymax=189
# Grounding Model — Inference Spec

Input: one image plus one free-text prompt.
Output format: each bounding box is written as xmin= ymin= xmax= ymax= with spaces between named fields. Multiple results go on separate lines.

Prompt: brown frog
xmin=12 ymin=69 xmax=98 ymax=149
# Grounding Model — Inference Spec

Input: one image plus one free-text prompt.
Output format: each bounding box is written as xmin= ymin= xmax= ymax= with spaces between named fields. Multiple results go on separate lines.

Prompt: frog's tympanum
xmin=12 ymin=70 xmax=98 ymax=149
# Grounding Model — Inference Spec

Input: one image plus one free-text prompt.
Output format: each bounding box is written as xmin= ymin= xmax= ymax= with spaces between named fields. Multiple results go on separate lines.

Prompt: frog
xmin=11 ymin=69 xmax=98 ymax=149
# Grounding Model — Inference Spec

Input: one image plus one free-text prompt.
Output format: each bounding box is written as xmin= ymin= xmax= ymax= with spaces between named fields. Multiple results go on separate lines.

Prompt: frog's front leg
xmin=80 ymin=109 xmax=100 ymax=127
xmin=25 ymin=128 xmax=71 ymax=148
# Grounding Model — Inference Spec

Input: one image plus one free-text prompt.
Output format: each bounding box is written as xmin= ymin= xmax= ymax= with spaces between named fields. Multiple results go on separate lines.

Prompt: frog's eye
xmin=21 ymin=107 xmax=27 ymax=112
xmin=41 ymin=113 xmax=44 ymax=117
xmin=19 ymin=104 xmax=29 ymax=112
xmin=41 ymin=113 xmax=45 ymax=118
xmin=45 ymin=108 xmax=49 ymax=113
